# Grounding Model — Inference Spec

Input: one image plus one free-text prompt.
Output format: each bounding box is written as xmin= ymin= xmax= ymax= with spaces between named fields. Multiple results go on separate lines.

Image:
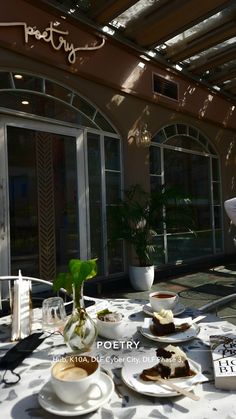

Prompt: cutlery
xmin=192 ymin=315 xmax=206 ymax=324
xmin=145 ymin=375 xmax=200 ymax=401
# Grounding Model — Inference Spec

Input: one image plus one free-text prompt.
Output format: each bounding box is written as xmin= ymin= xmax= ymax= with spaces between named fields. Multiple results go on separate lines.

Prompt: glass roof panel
xmin=164 ymin=11 xmax=222 ymax=48
xmin=181 ymin=36 xmax=236 ymax=65
xmin=216 ymin=59 xmax=236 ymax=71
xmin=111 ymin=0 xmax=160 ymax=28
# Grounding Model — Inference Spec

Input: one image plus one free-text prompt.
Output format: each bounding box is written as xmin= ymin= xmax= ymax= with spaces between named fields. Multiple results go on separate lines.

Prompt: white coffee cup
xmin=51 ymin=355 xmax=101 ymax=404
xmin=149 ymin=291 xmax=179 ymax=312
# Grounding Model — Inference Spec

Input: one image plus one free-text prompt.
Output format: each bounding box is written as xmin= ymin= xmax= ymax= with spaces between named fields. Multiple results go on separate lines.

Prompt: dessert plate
xmin=139 ymin=318 xmax=200 ymax=343
xmin=38 ymin=372 xmax=114 ymax=416
xmin=142 ymin=303 xmax=185 ymax=317
xmin=121 ymin=355 xmax=202 ymax=397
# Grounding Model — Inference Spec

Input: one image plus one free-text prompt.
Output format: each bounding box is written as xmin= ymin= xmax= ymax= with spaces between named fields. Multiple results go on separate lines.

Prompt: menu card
xmin=209 ymin=334 xmax=236 ymax=390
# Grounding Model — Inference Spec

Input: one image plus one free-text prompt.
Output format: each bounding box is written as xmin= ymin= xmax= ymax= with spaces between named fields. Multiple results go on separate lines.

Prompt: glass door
xmin=0 ymin=118 xmax=87 ymax=279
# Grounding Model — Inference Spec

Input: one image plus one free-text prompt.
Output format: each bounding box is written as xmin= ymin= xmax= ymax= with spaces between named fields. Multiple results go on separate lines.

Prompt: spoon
xmin=145 ymin=374 xmax=200 ymax=401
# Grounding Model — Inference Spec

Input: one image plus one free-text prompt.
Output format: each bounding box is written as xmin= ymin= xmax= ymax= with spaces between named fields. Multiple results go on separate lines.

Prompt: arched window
xmin=150 ymin=123 xmax=223 ymax=265
xmin=0 ymin=71 xmax=116 ymax=132
xmin=0 ymin=71 xmax=123 ymax=278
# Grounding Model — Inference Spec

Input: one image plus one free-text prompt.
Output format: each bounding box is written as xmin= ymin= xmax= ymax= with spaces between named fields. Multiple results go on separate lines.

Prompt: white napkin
xmin=11 ymin=271 xmax=32 ymax=340
xmin=126 ymin=369 xmax=207 ymax=395
xmin=197 ymin=321 xmax=236 ymax=345
xmin=122 ymin=351 xmax=208 ymax=395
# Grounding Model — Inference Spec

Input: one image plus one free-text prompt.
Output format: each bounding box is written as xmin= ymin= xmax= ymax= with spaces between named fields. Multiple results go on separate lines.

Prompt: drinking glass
xmin=42 ymin=297 xmax=67 ymax=332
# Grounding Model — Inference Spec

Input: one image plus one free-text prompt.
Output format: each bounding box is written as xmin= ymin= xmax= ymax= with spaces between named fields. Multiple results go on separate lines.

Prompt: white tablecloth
xmin=1 ymin=298 xmax=236 ymax=419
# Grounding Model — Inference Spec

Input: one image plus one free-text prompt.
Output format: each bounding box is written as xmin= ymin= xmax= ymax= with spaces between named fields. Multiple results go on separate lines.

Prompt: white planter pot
xmin=129 ymin=265 xmax=154 ymax=291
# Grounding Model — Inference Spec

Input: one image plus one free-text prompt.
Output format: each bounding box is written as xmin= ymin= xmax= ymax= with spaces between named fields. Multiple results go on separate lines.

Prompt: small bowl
xmin=96 ymin=312 xmax=124 ymax=340
xmin=149 ymin=291 xmax=179 ymax=312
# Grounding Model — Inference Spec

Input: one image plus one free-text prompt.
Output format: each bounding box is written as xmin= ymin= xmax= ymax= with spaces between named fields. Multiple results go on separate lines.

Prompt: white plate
xmin=142 ymin=303 xmax=185 ymax=317
xmin=38 ymin=372 xmax=114 ymax=416
xmin=121 ymin=356 xmax=201 ymax=397
xmin=139 ymin=319 xmax=200 ymax=343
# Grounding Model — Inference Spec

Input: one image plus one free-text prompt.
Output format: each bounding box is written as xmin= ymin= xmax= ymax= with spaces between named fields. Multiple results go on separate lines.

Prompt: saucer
xmin=140 ymin=318 xmax=200 ymax=343
xmin=121 ymin=355 xmax=202 ymax=397
xmin=142 ymin=303 xmax=185 ymax=317
xmin=38 ymin=372 xmax=114 ymax=416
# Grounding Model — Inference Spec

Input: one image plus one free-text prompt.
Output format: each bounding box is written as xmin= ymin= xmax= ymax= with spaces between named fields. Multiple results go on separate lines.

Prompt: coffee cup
xmin=149 ymin=291 xmax=179 ymax=312
xmin=51 ymin=355 xmax=101 ymax=404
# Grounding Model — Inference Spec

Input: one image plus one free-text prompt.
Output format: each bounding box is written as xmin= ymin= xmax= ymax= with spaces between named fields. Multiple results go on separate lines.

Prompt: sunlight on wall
xmin=226 ymin=140 xmax=235 ymax=165
xmin=223 ymin=105 xmax=235 ymax=127
xmin=179 ymin=84 xmax=196 ymax=108
xmin=109 ymin=94 xmax=125 ymax=107
xmin=199 ymin=94 xmax=213 ymax=118
xmin=127 ymin=106 xmax=151 ymax=146
xmin=121 ymin=63 xmax=145 ymax=90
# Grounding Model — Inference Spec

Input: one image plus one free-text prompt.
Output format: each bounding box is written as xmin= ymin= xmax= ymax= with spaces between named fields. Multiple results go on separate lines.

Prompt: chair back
xmin=0 ymin=270 xmax=72 ymax=340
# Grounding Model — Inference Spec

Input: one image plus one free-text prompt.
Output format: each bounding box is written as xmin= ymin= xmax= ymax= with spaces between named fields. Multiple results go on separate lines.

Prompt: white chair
xmin=0 ymin=271 xmax=71 ymax=311
xmin=199 ymin=294 xmax=236 ymax=319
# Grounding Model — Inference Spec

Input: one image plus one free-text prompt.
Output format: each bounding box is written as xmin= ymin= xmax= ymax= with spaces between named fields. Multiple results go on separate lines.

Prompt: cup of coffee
xmin=149 ymin=291 xmax=179 ymax=312
xmin=51 ymin=355 xmax=101 ymax=404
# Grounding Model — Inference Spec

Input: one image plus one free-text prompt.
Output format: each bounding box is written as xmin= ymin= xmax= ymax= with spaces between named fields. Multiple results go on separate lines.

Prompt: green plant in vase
xmin=53 ymin=258 xmax=98 ymax=352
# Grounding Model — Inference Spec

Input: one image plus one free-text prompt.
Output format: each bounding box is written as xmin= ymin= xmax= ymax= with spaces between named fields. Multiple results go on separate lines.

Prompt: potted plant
xmin=53 ymin=258 xmax=98 ymax=352
xmin=110 ymin=184 xmax=193 ymax=291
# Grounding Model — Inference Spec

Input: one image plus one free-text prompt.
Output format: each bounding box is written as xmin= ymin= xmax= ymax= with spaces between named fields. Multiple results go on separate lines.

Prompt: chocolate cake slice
xmin=140 ymin=345 xmax=193 ymax=381
xmin=151 ymin=309 xmax=176 ymax=336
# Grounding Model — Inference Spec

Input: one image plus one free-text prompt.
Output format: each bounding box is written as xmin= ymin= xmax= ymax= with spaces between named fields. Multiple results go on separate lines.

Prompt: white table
xmin=0 ymin=298 xmax=236 ymax=419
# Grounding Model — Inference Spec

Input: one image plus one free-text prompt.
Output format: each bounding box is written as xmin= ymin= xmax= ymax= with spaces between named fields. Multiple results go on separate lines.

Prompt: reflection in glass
xmin=106 ymin=173 xmax=121 ymax=205
xmin=165 ymin=125 xmax=176 ymax=138
xmin=213 ymin=182 xmax=220 ymax=204
xmin=45 ymin=80 xmax=72 ymax=102
xmin=212 ymin=158 xmax=219 ymax=180
xmin=150 ymin=146 xmax=161 ymax=175
xmin=0 ymin=92 xmax=97 ymax=128
xmin=105 ymin=137 xmax=120 ymax=171
xmin=150 ymin=176 xmax=162 ymax=192
xmin=87 ymin=133 xmax=103 ymax=274
xmin=150 ymin=125 xmax=223 ymax=263
xmin=167 ymin=232 xmax=213 ymax=262
xmin=153 ymin=129 xmax=166 ymax=143
xmin=94 ymin=112 xmax=116 ymax=133
xmin=7 ymin=127 xmax=79 ymax=276
xmin=8 ymin=128 xmax=39 ymax=275
xmin=166 ymin=136 xmax=204 ymax=152
xmin=13 ymin=74 xmax=43 ymax=91
xmin=0 ymin=72 xmax=12 ymax=89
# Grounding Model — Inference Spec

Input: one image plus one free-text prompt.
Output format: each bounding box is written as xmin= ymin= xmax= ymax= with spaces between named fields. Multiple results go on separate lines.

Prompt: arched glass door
xmin=0 ymin=71 xmax=123 ymax=279
xmin=0 ymin=117 xmax=88 ymax=279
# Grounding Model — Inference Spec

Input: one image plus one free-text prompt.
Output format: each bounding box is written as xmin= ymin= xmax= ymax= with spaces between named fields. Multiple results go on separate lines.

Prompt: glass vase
xmin=63 ymin=282 xmax=97 ymax=352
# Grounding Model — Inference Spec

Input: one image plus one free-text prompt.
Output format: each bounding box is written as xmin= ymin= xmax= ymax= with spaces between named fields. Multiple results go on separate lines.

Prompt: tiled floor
xmin=97 ymin=263 xmax=236 ymax=325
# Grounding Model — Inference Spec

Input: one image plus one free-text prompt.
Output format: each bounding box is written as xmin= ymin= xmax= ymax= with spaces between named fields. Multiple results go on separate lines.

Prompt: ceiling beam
xmin=189 ymin=45 xmax=236 ymax=72
xmin=224 ymin=79 xmax=236 ymax=90
xmin=208 ymin=68 xmax=236 ymax=82
xmin=226 ymin=85 xmax=236 ymax=94
xmin=124 ymin=0 xmax=234 ymax=47
xmin=166 ymin=11 xmax=236 ymax=62
xmin=89 ymin=0 xmax=138 ymax=24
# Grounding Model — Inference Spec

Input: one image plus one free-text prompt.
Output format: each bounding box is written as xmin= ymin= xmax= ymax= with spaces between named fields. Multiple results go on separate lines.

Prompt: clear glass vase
xmin=63 ymin=282 xmax=97 ymax=352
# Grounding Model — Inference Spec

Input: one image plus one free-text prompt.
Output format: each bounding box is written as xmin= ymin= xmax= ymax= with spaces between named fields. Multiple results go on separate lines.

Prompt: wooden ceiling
xmin=39 ymin=0 xmax=236 ymax=103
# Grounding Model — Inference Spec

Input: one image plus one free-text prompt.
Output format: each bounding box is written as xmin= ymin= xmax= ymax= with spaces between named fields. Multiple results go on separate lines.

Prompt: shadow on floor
xmin=186 ymin=283 xmax=235 ymax=297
